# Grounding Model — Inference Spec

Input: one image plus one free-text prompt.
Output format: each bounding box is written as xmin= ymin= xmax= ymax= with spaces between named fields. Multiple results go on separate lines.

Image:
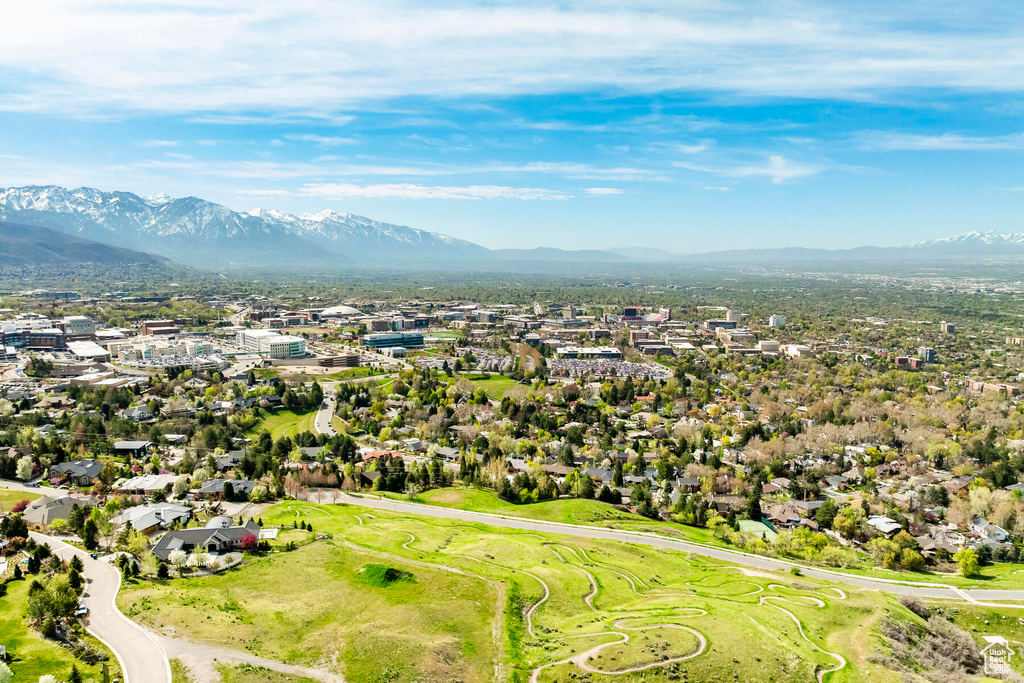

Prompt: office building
xmin=236 ymin=329 xmax=306 ymax=359
xmin=554 ymin=346 xmax=622 ymax=359
xmin=940 ymin=321 xmax=955 ymax=334
xmin=918 ymin=346 xmax=936 ymax=363
xmin=141 ymin=319 xmax=181 ymax=335
xmin=768 ymin=315 xmax=786 ymax=327
xmin=363 ymin=331 xmax=425 ymax=350
xmin=60 ymin=315 xmax=96 ymax=340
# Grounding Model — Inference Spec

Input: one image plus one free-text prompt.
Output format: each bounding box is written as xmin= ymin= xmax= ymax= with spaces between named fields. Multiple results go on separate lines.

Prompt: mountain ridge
xmin=1 ymin=184 xmax=1021 ymax=271
xmin=0 ymin=185 xmax=484 ymax=268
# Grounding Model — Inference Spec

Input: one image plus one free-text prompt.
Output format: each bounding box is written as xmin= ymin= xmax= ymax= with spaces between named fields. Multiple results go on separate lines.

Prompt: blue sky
xmin=2 ymin=1 xmax=1024 ymax=252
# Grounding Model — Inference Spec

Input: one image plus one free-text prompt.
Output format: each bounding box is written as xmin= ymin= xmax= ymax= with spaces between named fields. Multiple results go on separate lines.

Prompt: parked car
xmin=75 ymin=603 xmax=88 ymax=617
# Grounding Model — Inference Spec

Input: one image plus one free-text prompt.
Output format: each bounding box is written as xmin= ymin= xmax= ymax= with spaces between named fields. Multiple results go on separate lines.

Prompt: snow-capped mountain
xmin=0 ymin=185 xmax=486 ymax=268
xmin=916 ymin=230 xmax=1024 ymax=247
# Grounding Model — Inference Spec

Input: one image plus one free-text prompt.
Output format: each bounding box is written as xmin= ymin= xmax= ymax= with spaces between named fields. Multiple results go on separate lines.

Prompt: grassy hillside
xmin=116 ymin=501 xmax=1006 ymax=682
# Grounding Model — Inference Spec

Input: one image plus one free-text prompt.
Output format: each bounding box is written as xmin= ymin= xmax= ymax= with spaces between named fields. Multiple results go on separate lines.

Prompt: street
xmin=30 ymin=532 xmax=171 ymax=683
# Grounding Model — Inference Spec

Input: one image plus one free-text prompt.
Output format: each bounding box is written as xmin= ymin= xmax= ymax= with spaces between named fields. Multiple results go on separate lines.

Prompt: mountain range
xmin=0 ymin=185 xmax=1020 ymax=271
xmin=0 ymin=185 xmax=485 ymax=268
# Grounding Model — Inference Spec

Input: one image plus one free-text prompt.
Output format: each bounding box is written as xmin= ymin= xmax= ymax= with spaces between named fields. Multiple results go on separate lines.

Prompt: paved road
xmin=31 ymin=532 xmax=171 ymax=683
xmin=314 ymin=390 xmax=337 ymax=437
xmin=312 ymin=374 xmax=399 ymax=437
xmin=313 ymin=491 xmax=1024 ymax=605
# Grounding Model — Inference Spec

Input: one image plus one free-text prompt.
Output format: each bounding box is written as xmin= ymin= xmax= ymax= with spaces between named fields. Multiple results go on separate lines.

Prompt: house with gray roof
xmin=113 ymin=502 xmax=192 ymax=535
xmin=193 ymin=478 xmax=255 ymax=501
xmin=151 ymin=520 xmax=261 ymax=561
xmin=50 ymin=459 xmax=104 ymax=486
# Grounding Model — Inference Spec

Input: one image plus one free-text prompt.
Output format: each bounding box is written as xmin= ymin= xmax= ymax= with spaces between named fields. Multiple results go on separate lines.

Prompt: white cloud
xmin=858 ymin=132 xmax=1024 ymax=151
xmin=584 ymin=187 xmax=624 ymax=196
xmin=140 ymin=139 xmax=179 ymax=147
xmin=704 ymin=186 xmax=730 ymax=191
xmin=676 ymin=155 xmax=823 ymax=184
xmin=283 ymin=134 xmax=357 ymax=146
xmin=4 ymin=2 xmax=1024 ymax=115
xmin=299 ymin=182 xmax=571 ymax=200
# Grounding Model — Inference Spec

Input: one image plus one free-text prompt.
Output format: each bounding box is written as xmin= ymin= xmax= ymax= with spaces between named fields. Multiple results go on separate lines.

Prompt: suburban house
xmin=114 ymin=440 xmax=153 ymax=460
xmin=113 ymin=502 xmax=193 ymax=535
xmin=867 ymin=515 xmax=903 ymax=536
xmin=193 ymin=478 xmax=256 ymax=500
xmin=971 ymin=515 xmax=1010 ymax=543
xmin=50 ymin=459 xmax=104 ymax=486
xmin=120 ymin=405 xmax=154 ymax=422
xmin=23 ymin=494 xmax=98 ymax=528
xmin=116 ymin=473 xmax=179 ymax=496
xmin=151 ymin=519 xmax=262 ymax=561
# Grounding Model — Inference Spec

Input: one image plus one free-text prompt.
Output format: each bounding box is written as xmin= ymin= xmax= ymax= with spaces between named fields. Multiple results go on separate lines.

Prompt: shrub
xmin=899 ymin=595 xmax=931 ymax=620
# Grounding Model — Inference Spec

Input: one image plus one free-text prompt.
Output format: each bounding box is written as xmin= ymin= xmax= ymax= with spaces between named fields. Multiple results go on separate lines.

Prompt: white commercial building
xmin=236 ymin=329 xmax=306 ymax=359
xmin=61 ymin=315 xmax=96 ymax=339
xmin=768 ymin=315 xmax=786 ymax=327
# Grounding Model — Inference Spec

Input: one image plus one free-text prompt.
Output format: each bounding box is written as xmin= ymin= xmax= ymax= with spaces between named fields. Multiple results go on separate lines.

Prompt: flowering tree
xmin=240 ymin=534 xmax=259 ymax=552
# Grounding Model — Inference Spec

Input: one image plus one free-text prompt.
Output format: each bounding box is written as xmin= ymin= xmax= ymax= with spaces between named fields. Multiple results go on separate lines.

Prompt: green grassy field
xmin=0 ymin=488 xmax=39 ymax=513
xmin=120 ymin=500 xmax=965 ymax=683
xmin=324 ymin=366 xmax=373 ymax=381
xmin=378 ymin=487 xmax=1024 ymax=591
xmin=1 ymin=577 xmax=120 ymax=683
xmin=255 ymin=409 xmax=317 ymax=439
xmin=464 ymin=374 xmax=518 ymax=399
xmin=381 ymin=487 xmax=723 ymax=542
xmin=119 ymin=518 xmax=497 ymax=682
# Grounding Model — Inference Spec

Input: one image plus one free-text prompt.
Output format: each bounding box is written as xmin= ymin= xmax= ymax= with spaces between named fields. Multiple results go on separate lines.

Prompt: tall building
xmin=726 ymin=309 xmax=742 ymax=323
xmin=768 ymin=314 xmax=786 ymax=327
xmin=60 ymin=315 xmax=96 ymax=340
xmin=940 ymin=321 xmax=956 ymax=334
xmin=236 ymin=329 xmax=306 ymax=358
xmin=918 ymin=346 xmax=936 ymax=363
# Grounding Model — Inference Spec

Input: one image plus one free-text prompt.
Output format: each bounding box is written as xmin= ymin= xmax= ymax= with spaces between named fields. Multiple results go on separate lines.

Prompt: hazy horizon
xmin=3 ymin=2 xmax=1023 ymax=252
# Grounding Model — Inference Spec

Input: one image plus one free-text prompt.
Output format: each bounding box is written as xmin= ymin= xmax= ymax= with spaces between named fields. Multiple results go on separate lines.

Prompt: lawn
xmin=119 ymin=526 xmax=498 ymax=682
xmin=458 ymin=374 xmax=517 ymax=399
xmin=381 ymin=487 xmax=724 ymax=544
xmin=122 ymin=500 xmax=930 ymax=683
xmin=0 ymin=488 xmax=39 ymax=513
xmin=0 ymin=577 xmax=120 ymax=683
xmin=324 ymin=366 xmax=373 ymax=381
xmin=254 ymin=409 xmax=317 ymax=439
xmin=377 ymin=488 xmax=1024 ymax=591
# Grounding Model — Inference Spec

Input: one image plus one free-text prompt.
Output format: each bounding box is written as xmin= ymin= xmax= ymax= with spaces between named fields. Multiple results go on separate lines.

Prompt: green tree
xmin=954 ymin=548 xmax=981 ymax=578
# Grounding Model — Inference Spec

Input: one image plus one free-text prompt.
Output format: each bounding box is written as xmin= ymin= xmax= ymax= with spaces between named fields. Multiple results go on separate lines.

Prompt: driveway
xmin=30 ymin=532 xmax=171 ymax=683
xmin=317 ymin=492 xmax=1024 ymax=605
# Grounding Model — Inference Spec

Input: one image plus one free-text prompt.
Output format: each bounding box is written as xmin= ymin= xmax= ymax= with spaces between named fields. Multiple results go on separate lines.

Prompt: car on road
xmin=90 ymin=553 xmax=98 ymax=559
xmin=75 ymin=603 xmax=88 ymax=616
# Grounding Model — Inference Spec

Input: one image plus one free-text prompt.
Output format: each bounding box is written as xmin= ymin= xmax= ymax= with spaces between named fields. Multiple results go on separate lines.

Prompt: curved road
xmin=313 ymin=491 xmax=1024 ymax=605
xmin=31 ymin=532 xmax=171 ymax=683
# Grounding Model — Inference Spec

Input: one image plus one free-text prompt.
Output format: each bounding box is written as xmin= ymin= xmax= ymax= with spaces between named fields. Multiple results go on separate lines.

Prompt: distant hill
xmin=0 ymin=220 xmax=170 ymax=267
xmin=0 ymin=185 xmax=487 ymax=269
xmin=1 ymin=184 xmax=1021 ymax=271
